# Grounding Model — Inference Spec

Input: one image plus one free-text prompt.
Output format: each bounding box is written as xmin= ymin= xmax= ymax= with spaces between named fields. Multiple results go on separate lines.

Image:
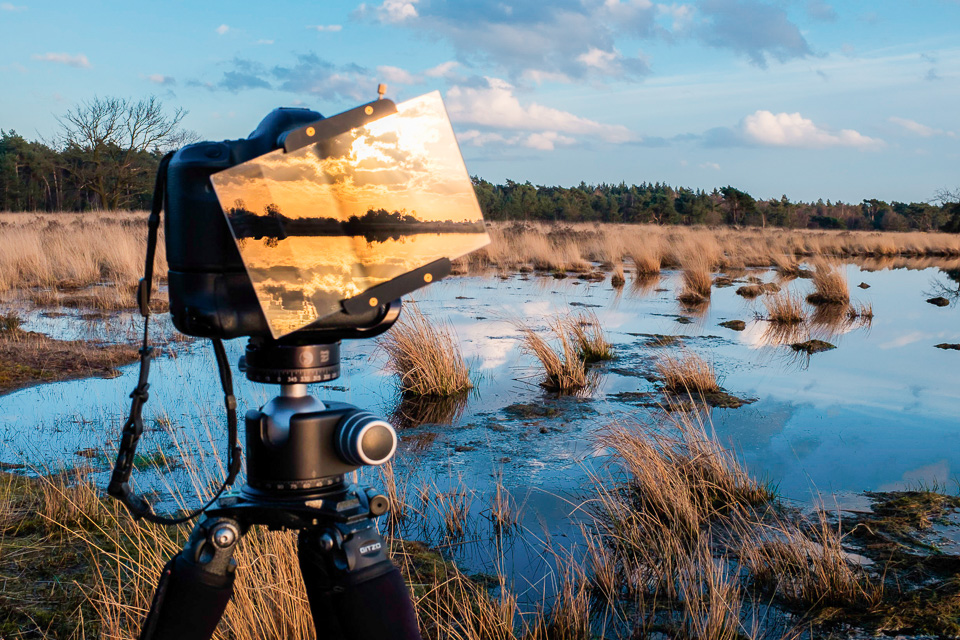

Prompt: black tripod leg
xmin=299 ymin=527 xmax=421 ymax=640
xmin=140 ymin=516 xmax=243 ymax=640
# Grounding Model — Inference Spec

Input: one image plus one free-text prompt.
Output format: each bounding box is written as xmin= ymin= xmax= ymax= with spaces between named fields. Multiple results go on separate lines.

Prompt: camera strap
xmin=108 ymin=152 xmax=243 ymax=526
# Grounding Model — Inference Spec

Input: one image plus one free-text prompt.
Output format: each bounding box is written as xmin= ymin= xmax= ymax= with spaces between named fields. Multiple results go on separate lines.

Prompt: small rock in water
xmin=927 ymin=297 xmax=950 ymax=307
xmin=857 ymin=282 xmax=870 ymax=289
xmin=791 ymin=339 xmax=836 ymax=354
xmin=675 ymin=316 xmax=694 ymax=325
xmin=719 ymin=320 xmax=746 ymax=331
xmin=935 ymin=343 xmax=960 ymax=351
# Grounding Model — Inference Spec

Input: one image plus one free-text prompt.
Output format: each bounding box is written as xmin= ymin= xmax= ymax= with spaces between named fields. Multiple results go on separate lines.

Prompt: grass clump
xmin=656 ymin=352 xmax=721 ymax=395
xmin=518 ymin=318 xmax=589 ymax=393
xmin=677 ymin=256 xmax=713 ymax=305
xmin=763 ymin=291 xmax=806 ymax=325
xmin=807 ymin=262 xmax=850 ymax=306
xmin=567 ymin=311 xmax=614 ymax=363
xmin=381 ymin=305 xmax=472 ymax=397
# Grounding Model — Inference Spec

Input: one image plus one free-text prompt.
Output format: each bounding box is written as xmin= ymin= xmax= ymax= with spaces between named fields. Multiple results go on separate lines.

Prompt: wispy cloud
xmin=0 ymin=2 xmax=26 ymax=11
xmin=216 ymin=24 xmax=229 ymax=35
xmin=446 ymin=76 xmax=636 ymax=149
xmin=888 ymin=116 xmax=956 ymax=138
xmin=255 ymin=39 xmax=274 ymax=45
xmin=32 ymin=52 xmax=90 ymax=68
xmin=309 ymin=24 xmax=342 ymax=32
xmin=145 ymin=73 xmax=176 ymax=86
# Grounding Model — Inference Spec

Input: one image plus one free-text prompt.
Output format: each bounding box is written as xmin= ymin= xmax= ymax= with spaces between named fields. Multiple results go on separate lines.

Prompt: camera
xmin=164 ymin=106 xmax=397 ymax=341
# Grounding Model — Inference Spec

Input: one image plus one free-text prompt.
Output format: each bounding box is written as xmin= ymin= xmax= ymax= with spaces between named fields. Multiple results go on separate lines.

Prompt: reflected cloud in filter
xmin=212 ymin=91 xmax=490 ymax=338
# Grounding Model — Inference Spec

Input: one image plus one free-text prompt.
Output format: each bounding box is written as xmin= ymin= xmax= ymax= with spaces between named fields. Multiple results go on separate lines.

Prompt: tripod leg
xmin=299 ymin=527 xmax=421 ymax=640
xmin=140 ymin=516 xmax=243 ymax=640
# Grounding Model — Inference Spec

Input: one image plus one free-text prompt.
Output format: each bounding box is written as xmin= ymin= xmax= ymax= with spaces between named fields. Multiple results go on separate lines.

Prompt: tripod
xmin=138 ymin=340 xmax=422 ymax=640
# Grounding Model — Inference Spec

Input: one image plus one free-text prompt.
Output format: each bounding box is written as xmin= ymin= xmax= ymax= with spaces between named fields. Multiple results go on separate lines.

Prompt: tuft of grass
xmin=566 ymin=311 xmax=614 ymax=363
xmin=629 ymin=239 xmax=662 ymax=276
xmin=656 ymin=352 xmax=721 ymax=395
xmin=807 ymin=262 xmax=850 ymax=306
xmin=678 ymin=256 xmax=713 ymax=305
xmin=518 ymin=318 xmax=589 ymax=392
xmin=610 ymin=262 xmax=625 ymax=288
xmin=764 ymin=291 xmax=806 ymax=325
xmin=0 ymin=311 xmax=25 ymax=340
xmin=381 ymin=305 xmax=472 ymax=397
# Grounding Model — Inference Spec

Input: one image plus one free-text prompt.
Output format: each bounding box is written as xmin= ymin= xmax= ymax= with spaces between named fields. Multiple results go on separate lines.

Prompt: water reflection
xmin=390 ymin=392 xmax=468 ymax=430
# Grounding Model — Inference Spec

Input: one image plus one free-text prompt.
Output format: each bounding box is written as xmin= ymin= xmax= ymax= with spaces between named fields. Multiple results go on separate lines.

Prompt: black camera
xmin=164 ymin=106 xmax=398 ymax=342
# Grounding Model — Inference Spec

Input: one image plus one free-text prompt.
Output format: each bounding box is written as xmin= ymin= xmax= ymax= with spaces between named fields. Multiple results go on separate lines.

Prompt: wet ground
xmin=2 ymin=262 xmax=959 ymax=597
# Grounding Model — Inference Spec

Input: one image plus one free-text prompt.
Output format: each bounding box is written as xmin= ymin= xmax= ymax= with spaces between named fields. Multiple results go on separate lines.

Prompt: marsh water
xmin=2 ymin=262 xmax=959 ymax=598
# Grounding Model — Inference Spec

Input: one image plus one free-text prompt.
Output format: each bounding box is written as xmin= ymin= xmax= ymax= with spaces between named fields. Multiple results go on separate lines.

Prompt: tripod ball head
xmin=336 ymin=411 xmax=397 ymax=467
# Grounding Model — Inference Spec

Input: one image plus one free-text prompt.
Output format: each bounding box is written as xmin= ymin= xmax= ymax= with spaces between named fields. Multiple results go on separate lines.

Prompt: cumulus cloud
xmin=309 ymin=24 xmax=343 ymax=31
xmin=741 ymin=110 xmax=883 ymax=149
xmin=424 ymin=61 xmax=461 ymax=80
xmin=32 ymin=52 xmax=90 ymax=68
xmin=216 ymin=24 xmax=230 ymax=35
xmin=888 ymin=117 xmax=956 ymax=138
xmin=358 ymin=0 xmax=654 ymax=82
xmin=697 ymin=0 xmax=811 ymax=67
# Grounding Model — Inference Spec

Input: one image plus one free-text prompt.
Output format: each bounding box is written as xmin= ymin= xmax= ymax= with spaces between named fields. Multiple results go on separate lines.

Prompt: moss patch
xmin=719 ymin=320 xmax=746 ymax=331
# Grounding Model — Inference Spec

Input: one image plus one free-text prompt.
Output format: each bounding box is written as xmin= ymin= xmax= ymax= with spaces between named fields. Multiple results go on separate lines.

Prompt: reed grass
xmin=610 ymin=262 xmax=625 ymax=288
xmin=518 ymin=318 xmax=589 ymax=392
xmin=656 ymin=352 xmax=721 ymax=395
xmin=807 ymin=262 xmax=850 ymax=306
xmin=381 ymin=305 xmax=472 ymax=397
xmin=677 ymin=256 xmax=713 ymax=305
xmin=764 ymin=292 xmax=806 ymax=325
xmin=566 ymin=311 xmax=613 ymax=363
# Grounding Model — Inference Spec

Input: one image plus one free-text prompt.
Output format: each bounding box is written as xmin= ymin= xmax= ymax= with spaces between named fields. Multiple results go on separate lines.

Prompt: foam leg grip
xmin=299 ymin=541 xmax=421 ymax=640
xmin=140 ymin=553 xmax=235 ymax=640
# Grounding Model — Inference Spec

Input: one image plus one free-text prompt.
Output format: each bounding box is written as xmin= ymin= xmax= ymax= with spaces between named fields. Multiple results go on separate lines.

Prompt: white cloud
xmin=524 ymin=131 xmax=577 ymax=151
xmin=376 ymin=65 xmax=418 ymax=84
xmin=445 ymin=77 xmax=635 ymax=143
xmin=656 ymin=3 xmax=694 ymax=31
xmin=309 ymin=24 xmax=342 ymax=32
xmin=741 ymin=110 xmax=883 ymax=149
xmin=378 ymin=0 xmax=418 ymax=22
xmin=32 ymin=52 xmax=90 ymax=68
xmin=1 ymin=2 xmax=26 ymax=10
xmin=699 ymin=162 xmax=721 ymax=170
xmin=577 ymin=47 xmax=621 ymax=74
xmin=424 ymin=60 xmax=460 ymax=79
xmin=216 ymin=24 xmax=230 ymax=35
xmin=888 ymin=116 xmax=956 ymax=138
xmin=146 ymin=73 xmax=175 ymax=85
xmin=255 ymin=39 xmax=274 ymax=45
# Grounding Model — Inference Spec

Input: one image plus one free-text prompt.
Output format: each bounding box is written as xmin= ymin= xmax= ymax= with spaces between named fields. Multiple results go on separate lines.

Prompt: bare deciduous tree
xmin=58 ymin=96 xmax=196 ymax=209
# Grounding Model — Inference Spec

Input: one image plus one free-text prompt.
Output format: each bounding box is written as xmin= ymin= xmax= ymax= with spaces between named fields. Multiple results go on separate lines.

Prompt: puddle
xmin=2 ymin=262 xmax=960 ymax=590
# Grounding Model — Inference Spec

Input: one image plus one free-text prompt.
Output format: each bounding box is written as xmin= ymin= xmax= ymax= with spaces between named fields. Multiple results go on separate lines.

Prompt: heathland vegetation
xmin=2 ymin=95 xmax=958 ymax=233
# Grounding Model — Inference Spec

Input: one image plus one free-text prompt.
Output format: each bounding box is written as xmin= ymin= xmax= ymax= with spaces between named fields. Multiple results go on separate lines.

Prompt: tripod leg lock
xmin=140 ymin=516 xmax=243 ymax=640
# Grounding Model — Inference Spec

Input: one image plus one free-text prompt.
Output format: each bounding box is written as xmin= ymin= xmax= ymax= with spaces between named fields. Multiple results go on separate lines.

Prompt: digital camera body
xmin=164 ymin=107 xmax=395 ymax=342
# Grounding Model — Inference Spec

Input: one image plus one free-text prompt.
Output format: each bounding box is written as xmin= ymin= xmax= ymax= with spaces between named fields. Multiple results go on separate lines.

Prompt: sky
xmin=1 ymin=0 xmax=958 ymax=204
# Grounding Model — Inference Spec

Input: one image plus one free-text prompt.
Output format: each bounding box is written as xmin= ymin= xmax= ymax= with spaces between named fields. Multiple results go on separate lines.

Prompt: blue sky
xmin=1 ymin=0 xmax=957 ymax=203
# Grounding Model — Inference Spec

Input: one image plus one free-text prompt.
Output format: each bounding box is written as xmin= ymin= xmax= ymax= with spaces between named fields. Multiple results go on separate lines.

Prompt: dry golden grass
xmin=678 ymin=255 xmax=714 ymax=305
xmin=764 ymin=292 xmax=807 ymax=325
xmin=656 ymin=352 xmax=721 ymax=395
xmin=610 ymin=262 xmax=625 ymax=288
xmin=806 ymin=261 xmax=850 ymax=306
xmin=0 ymin=211 xmax=164 ymax=294
xmin=566 ymin=311 xmax=614 ymax=363
xmin=381 ymin=305 xmax=472 ymax=397
xmin=517 ymin=318 xmax=589 ymax=392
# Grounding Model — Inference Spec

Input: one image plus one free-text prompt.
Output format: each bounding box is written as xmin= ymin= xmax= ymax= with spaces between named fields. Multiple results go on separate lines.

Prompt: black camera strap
xmin=108 ymin=152 xmax=242 ymax=526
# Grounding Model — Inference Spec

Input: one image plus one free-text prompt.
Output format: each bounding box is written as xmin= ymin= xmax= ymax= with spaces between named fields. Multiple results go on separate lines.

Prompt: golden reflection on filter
xmin=211 ymin=91 xmax=490 ymax=338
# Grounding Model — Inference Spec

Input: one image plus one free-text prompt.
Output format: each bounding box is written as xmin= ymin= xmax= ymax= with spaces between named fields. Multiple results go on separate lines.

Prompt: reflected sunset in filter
xmin=211 ymin=91 xmax=489 ymax=338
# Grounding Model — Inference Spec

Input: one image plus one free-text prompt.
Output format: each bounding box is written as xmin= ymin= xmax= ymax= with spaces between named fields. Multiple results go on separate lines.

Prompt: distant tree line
xmin=2 ymin=94 xmax=958 ymax=233
xmin=472 ymin=178 xmax=960 ymax=233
